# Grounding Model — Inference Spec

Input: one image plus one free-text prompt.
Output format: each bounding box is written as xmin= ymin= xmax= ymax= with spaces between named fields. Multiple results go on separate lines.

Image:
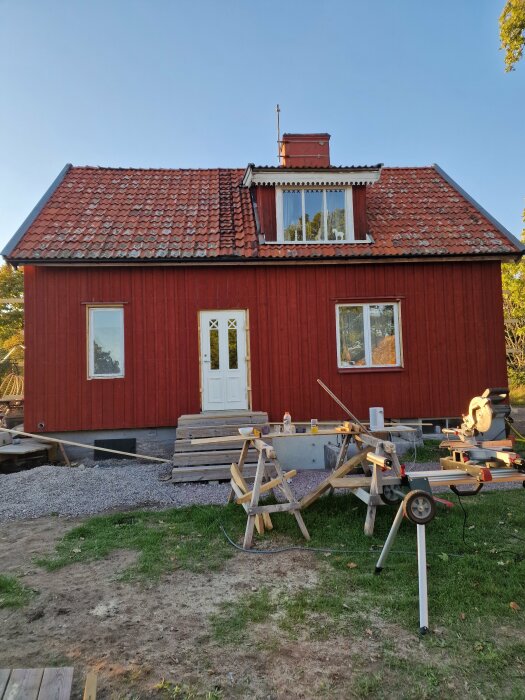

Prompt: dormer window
xmin=276 ymin=187 xmax=354 ymax=243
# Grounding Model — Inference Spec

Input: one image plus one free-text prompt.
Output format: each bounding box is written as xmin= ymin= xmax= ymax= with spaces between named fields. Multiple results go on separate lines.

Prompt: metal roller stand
xmin=375 ymin=489 xmax=435 ymax=635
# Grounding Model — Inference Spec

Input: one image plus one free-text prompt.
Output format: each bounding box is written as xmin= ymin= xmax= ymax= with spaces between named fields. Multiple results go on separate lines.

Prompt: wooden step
xmin=176 ymin=424 xmax=267 ymax=440
xmin=171 ymin=464 xmax=258 ymax=483
xmin=172 ymin=450 xmax=259 ymax=468
xmin=174 ymin=438 xmax=259 ymax=453
xmin=177 ymin=411 xmax=268 ymax=427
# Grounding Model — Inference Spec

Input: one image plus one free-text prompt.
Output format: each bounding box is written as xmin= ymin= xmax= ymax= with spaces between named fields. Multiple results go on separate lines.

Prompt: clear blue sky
xmin=1 ymin=0 xmax=524 ymax=251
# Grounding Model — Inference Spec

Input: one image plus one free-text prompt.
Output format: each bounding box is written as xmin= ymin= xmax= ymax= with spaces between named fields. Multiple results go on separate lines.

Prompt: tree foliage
xmin=0 ymin=264 xmax=24 ymax=377
xmin=502 ymin=223 xmax=525 ymax=385
xmin=500 ymin=0 xmax=525 ymax=71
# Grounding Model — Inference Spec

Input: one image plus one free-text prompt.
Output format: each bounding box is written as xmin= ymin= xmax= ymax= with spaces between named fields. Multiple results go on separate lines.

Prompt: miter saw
xmin=440 ymin=388 xmax=525 ymax=481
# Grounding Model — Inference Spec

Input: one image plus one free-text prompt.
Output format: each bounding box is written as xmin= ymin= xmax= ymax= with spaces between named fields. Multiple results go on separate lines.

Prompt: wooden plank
xmin=0 ymin=428 xmax=170 ymax=464
xmin=481 ymin=440 xmax=513 ymax=449
xmin=300 ymin=448 xmax=371 ymax=510
xmin=262 ymin=512 xmax=273 ymax=530
xmin=174 ymin=438 xmax=259 ymax=453
xmin=82 ymin=673 xmax=97 ymax=700
xmin=172 ymin=450 xmax=259 ymax=467
xmin=191 ymin=435 xmax=263 ymax=446
xmin=3 ymin=668 xmax=44 ymax=700
xmin=330 ymin=476 xmax=399 ymax=489
xmin=0 ymin=670 xmax=11 ymax=698
xmin=243 ymin=451 xmax=266 ymax=548
xmin=176 ymin=424 xmax=254 ymax=439
xmin=177 ymin=413 xmax=268 ymax=427
xmin=247 ymin=503 xmax=299 ymax=515
xmin=230 ymin=464 xmax=249 ymax=494
xmin=38 ymin=667 xmax=74 ymax=700
xmin=191 ymin=429 xmax=354 ymax=446
xmin=171 ymin=464 xmax=258 ymax=483
xmin=253 ymin=439 xmax=276 ymax=459
xmin=235 ymin=470 xmax=297 ymax=504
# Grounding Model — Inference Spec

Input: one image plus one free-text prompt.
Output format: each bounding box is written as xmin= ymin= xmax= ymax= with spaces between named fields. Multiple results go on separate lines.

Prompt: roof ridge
xmin=70 ymin=165 xmax=245 ymax=173
xmin=381 ymin=165 xmax=435 ymax=170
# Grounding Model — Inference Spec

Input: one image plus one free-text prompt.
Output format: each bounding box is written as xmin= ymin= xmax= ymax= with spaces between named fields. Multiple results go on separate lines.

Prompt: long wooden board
xmin=191 ymin=429 xmax=356 ymax=446
xmin=171 ymin=464 xmax=258 ymax=483
xmin=0 ymin=670 xmax=10 ymax=698
xmin=172 ymin=450 xmax=259 ymax=467
xmin=38 ymin=668 xmax=74 ymax=700
xmin=82 ymin=672 xmax=97 ymax=700
xmin=3 ymin=668 xmax=44 ymax=700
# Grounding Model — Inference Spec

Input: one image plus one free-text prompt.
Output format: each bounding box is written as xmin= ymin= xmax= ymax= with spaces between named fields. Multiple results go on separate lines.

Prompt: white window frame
xmin=87 ymin=305 xmax=125 ymax=379
xmin=336 ymin=302 xmax=402 ymax=369
xmin=276 ymin=187 xmax=355 ymax=243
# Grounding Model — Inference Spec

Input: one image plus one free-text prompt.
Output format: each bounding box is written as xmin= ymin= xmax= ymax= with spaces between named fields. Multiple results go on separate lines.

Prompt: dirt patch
xmin=0 ymin=516 xmax=450 ymax=699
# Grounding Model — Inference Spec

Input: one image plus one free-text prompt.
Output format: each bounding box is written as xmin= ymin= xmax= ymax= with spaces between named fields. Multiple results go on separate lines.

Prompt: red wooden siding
xmin=254 ymin=186 xmax=277 ymax=241
xmin=352 ymin=185 xmax=367 ymax=240
xmin=23 ymin=261 xmax=507 ymax=433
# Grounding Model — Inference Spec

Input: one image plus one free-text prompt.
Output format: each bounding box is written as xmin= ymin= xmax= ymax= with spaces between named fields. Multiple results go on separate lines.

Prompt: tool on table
xmin=440 ymin=388 xmax=525 ymax=486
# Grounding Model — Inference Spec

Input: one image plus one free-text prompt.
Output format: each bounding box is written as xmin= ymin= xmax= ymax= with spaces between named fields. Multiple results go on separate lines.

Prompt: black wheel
xmin=380 ymin=485 xmax=403 ymax=506
xmin=402 ymin=490 xmax=436 ymax=525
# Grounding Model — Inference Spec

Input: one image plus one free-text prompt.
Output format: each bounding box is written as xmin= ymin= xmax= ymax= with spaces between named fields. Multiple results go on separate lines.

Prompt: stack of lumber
xmin=172 ymin=411 xmax=268 ymax=482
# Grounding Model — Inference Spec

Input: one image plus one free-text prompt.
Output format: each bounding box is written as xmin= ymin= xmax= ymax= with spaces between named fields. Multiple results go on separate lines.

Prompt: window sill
xmin=262 ymin=239 xmax=372 ymax=245
xmin=88 ymin=376 xmax=126 ymax=380
xmin=337 ymin=366 xmax=404 ymax=374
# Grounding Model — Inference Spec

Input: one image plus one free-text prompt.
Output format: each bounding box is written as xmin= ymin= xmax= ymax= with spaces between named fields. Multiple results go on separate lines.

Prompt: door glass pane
xmin=283 ymin=190 xmax=303 ymax=241
xmin=90 ymin=307 xmax=124 ymax=376
xmin=370 ymin=305 xmax=397 ymax=365
xmin=338 ymin=306 xmax=366 ymax=366
xmin=209 ymin=319 xmax=219 ymax=369
xmin=304 ymin=189 xmax=323 ymax=241
xmin=326 ymin=190 xmax=346 ymax=241
xmin=228 ymin=318 xmax=238 ymax=369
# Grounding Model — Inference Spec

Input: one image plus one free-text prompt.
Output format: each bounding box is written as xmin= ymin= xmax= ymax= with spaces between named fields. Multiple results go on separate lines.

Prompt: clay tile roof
xmin=3 ymin=164 xmax=522 ymax=263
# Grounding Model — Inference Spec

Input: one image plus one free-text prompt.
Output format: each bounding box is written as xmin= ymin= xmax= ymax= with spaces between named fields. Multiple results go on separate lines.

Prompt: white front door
xmin=200 ymin=310 xmax=248 ymax=411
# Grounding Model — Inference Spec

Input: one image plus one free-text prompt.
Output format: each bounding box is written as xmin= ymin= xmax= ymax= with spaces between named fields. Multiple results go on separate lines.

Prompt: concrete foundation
xmin=41 ymin=427 xmax=177 ymax=461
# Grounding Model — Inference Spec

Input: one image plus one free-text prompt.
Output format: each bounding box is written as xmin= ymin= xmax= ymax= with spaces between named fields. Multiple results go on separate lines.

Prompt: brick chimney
xmin=280 ymin=133 xmax=330 ymax=168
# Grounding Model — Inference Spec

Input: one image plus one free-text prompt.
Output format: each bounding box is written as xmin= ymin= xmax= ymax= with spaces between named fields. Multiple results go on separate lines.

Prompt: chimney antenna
xmin=276 ymin=104 xmax=281 ymax=165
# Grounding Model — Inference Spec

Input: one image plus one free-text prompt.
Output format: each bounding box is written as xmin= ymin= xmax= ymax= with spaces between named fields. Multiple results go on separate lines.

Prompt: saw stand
xmin=374 ymin=486 xmax=437 ymax=635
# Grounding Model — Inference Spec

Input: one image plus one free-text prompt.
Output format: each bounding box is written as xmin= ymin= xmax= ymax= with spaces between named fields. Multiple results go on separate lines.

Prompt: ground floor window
xmin=336 ymin=302 xmax=401 ymax=368
xmin=88 ymin=306 xmax=125 ymax=378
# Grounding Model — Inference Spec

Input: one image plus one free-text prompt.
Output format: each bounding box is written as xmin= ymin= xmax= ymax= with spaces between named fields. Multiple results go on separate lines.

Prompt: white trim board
xmin=244 ymin=169 xmax=382 ymax=188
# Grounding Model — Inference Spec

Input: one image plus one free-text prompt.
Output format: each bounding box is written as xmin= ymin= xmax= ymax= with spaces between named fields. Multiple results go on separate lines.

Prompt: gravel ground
xmin=0 ymin=458 xmax=523 ymax=522
xmin=0 ymin=460 xmax=329 ymax=522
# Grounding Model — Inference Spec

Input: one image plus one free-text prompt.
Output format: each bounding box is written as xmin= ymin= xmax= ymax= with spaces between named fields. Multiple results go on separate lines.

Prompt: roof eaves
xmin=433 ymin=163 xmax=524 ymax=257
xmin=2 ymin=163 xmax=73 ymax=260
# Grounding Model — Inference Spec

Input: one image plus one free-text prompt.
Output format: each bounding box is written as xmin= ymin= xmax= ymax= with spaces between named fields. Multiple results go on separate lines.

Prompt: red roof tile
xmin=3 ymin=165 xmax=521 ymax=263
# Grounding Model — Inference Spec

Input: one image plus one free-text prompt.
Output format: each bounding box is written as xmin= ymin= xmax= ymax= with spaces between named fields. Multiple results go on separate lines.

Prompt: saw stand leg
xmin=374 ymin=502 xmax=430 ymax=636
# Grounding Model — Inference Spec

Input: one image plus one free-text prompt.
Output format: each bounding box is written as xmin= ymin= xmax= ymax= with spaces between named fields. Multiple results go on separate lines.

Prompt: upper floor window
xmin=336 ymin=303 xmax=402 ymax=369
xmin=88 ymin=306 xmax=125 ymax=378
xmin=276 ymin=187 xmax=354 ymax=242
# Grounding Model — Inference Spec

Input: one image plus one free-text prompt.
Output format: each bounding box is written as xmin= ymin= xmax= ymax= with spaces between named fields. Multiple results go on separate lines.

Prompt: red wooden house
xmin=2 ymin=133 xmax=523 ymax=444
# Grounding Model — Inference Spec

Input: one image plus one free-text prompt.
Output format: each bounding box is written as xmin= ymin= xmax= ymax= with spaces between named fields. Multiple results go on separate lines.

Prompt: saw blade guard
xmin=462 ymin=388 xmax=511 ymax=438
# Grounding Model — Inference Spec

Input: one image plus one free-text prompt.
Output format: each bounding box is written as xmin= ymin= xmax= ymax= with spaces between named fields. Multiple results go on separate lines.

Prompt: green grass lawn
xmin=402 ymin=439 xmax=447 ymax=463
xmin=0 ymin=574 xmax=34 ymax=608
xmin=510 ymin=385 xmax=525 ymax=406
xmin=36 ymin=488 xmax=525 ymax=698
